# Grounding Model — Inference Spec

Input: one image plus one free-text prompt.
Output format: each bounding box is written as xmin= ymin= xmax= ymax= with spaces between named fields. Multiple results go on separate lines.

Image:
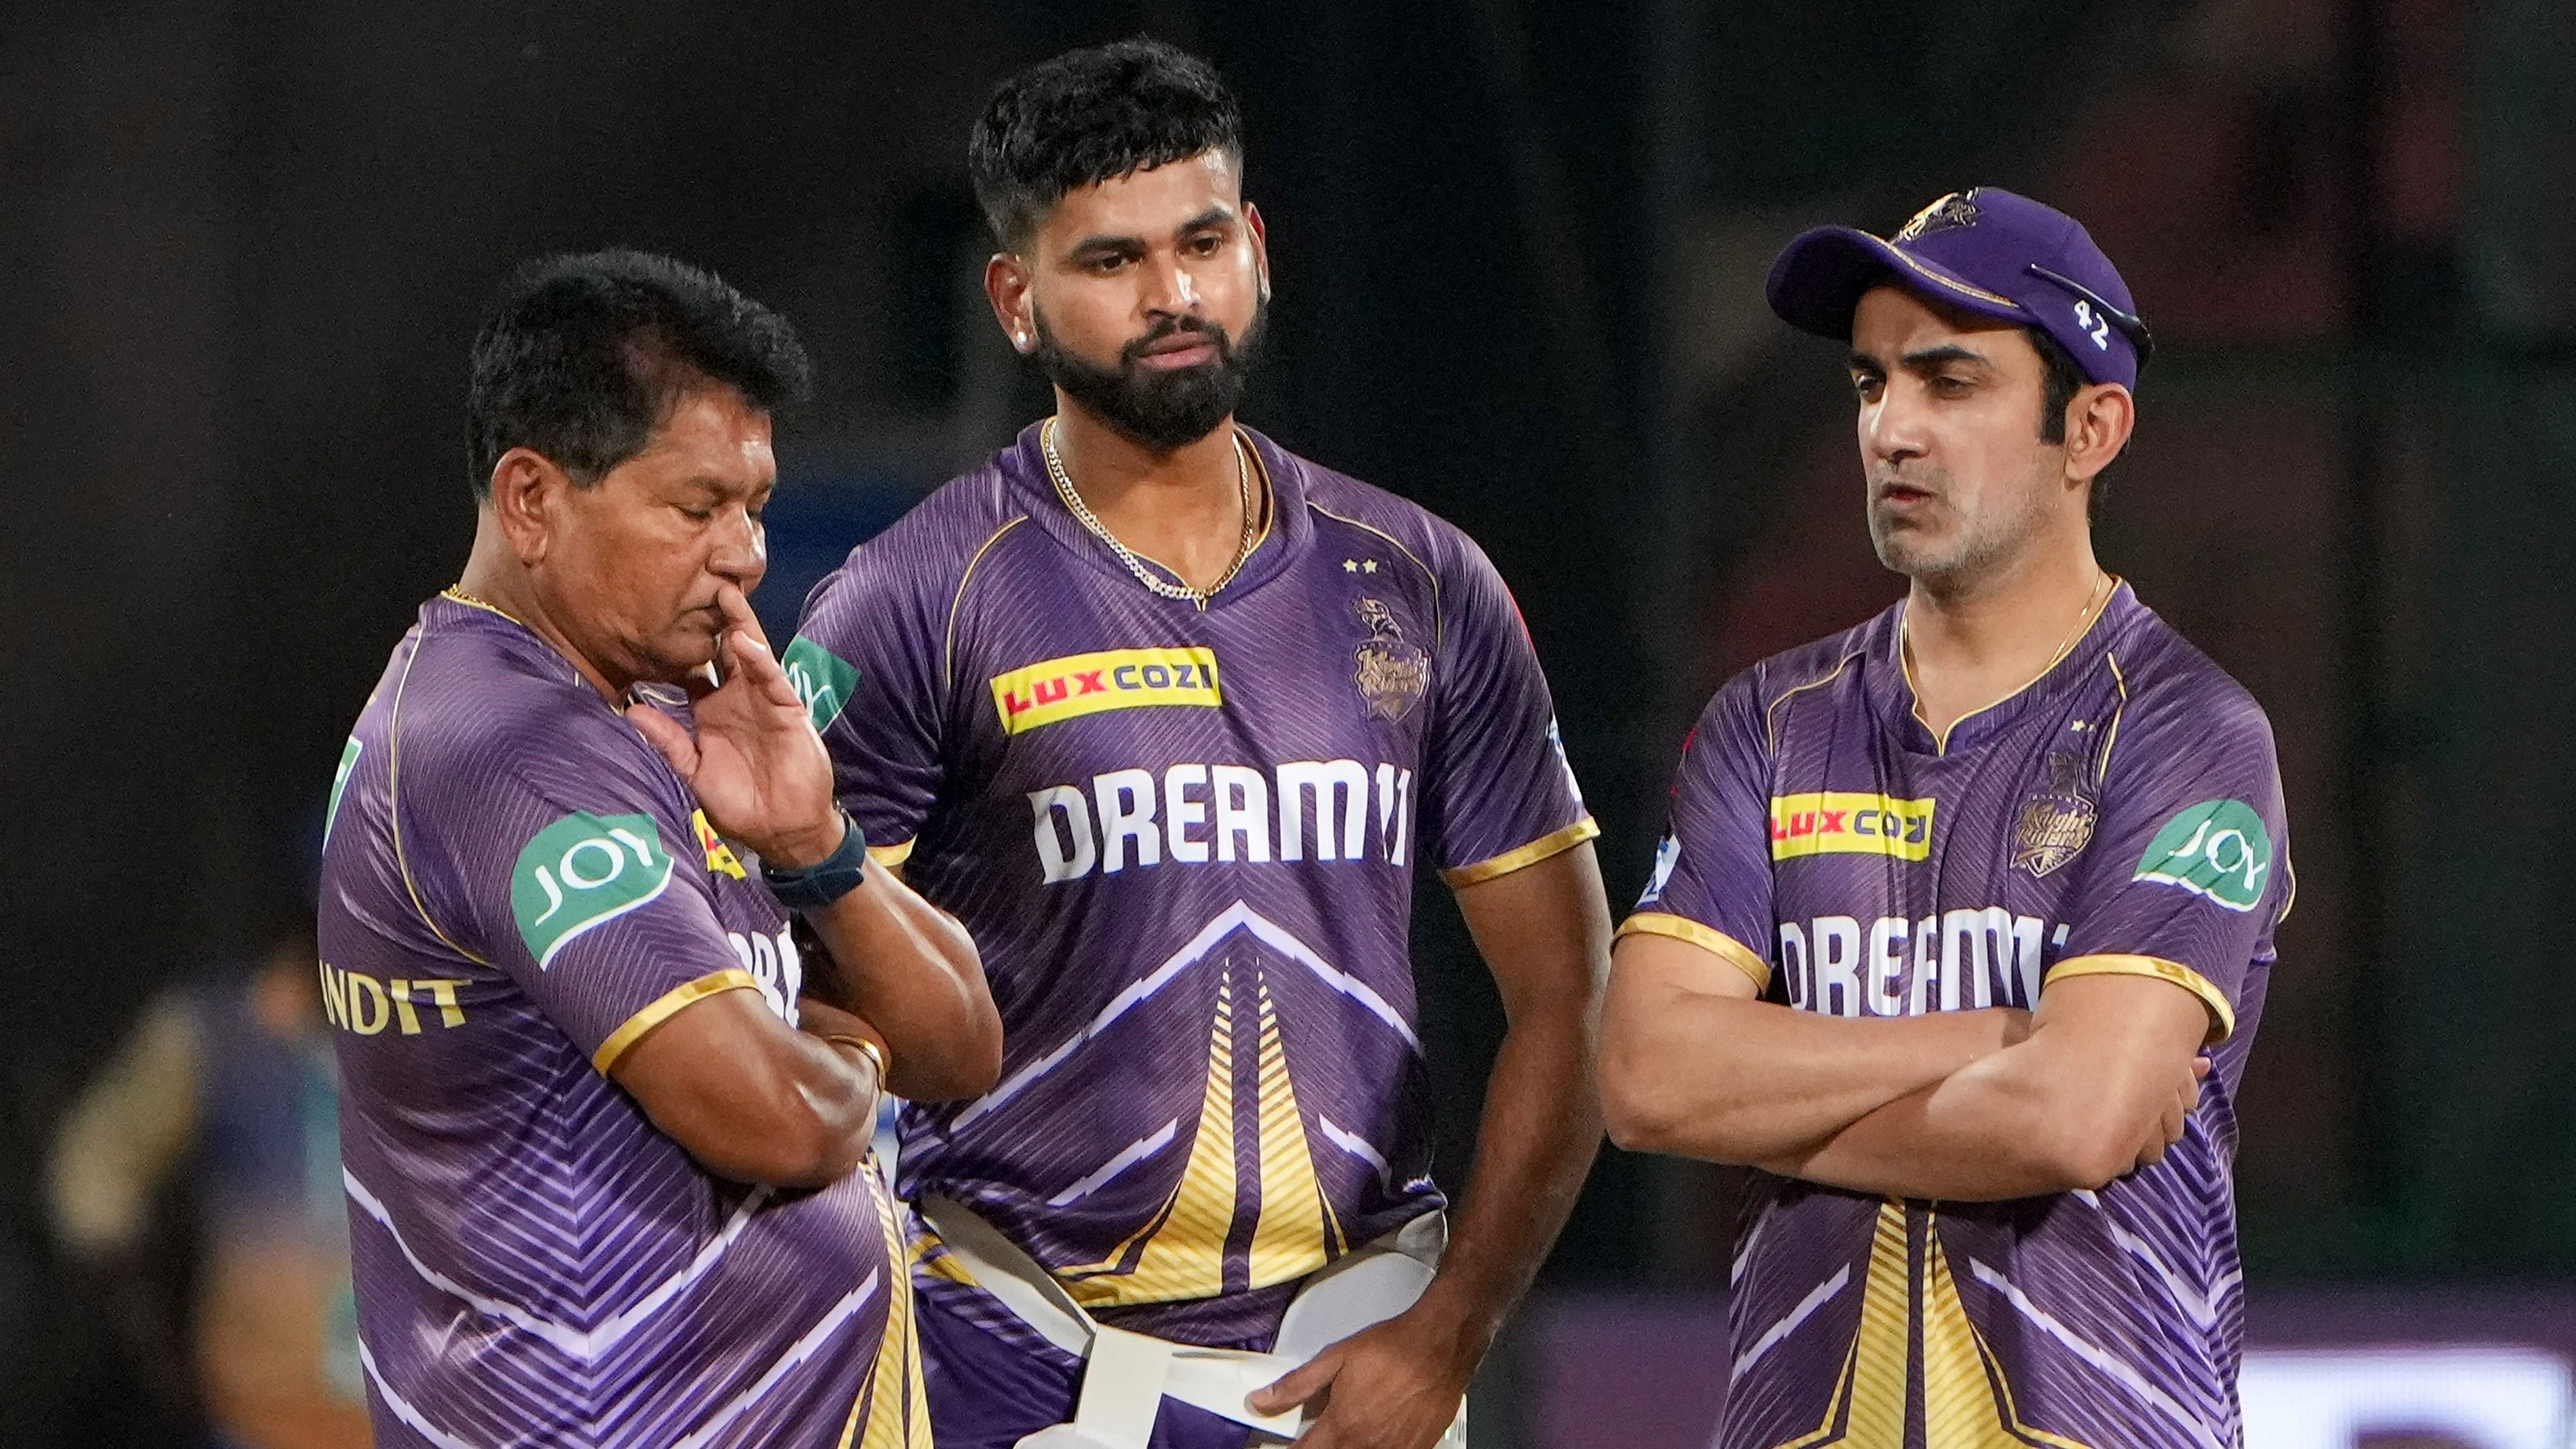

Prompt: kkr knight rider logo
xmin=1351 ymin=597 xmax=1428 ymax=723
xmin=1896 ymin=189 xmax=1980 ymax=240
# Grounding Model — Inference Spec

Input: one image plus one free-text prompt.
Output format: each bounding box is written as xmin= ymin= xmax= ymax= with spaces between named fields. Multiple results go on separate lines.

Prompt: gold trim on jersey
xmin=385 ymin=637 xmax=498 ymax=970
xmin=1919 ymin=1216 xmax=2097 ymax=1448
xmin=867 ymin=838 xmax=916 ymax=871
xmin=589 ymin=968 xmax=760 ymax=1074
xmin=2096 ymin=649 xmax=2130 ymax=781
xmin=1840 ymin=1199 xmax=1912 ymax=1445
xmin=1245 ymin=429 xmax=1279 ymax=550
xmin=1056 ymin=964 xmax=1344 ymax=1308
xmin=842 ymin=1166 xmax=932 ymax=1449
xmin=1614 ymin=913 xmax=1770 ymax=994
xmin=1766 ymin=648 xmax=1867 ymax=756
xmin=1774 ymin=1203 xmax=2103 ymax=1449
xmin=437 ymin=585 xmax=526 ymax=624
xmin=1305 ymin=502 xmax=1444 ymax=651
xmin=2045 ymin=952 xmax=2235 ymax=1045
xmin=1899 ymin=577 xmax=2124 ymax=757
xmin=942 ymin=514 xmax=1031 ymax=696
xmin=1440 ymin=816 xmax=1601 ymax=887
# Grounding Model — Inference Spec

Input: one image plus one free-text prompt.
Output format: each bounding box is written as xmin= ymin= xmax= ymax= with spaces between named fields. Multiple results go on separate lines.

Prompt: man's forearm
xmin=1423 ymin=844 xmax=1613 ymax=1371
xmin=1758 ymin=1057 xmax=2075 ymax=1201
xmin=1761 ymin=975 xmax=2217 ymax=1201
xmin=802 ymin=868 xmax=998 ymax=1101
xmin=1601 ymin=966 xmax=2023 ymax=1164
xmin=1413 ymin=1005 xmax=1600 ymax=1367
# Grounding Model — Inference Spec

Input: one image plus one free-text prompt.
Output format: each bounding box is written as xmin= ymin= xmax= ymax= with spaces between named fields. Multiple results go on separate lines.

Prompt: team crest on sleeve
xmin=780 ymin=636 xmax=859 ymax=733
xmin=510 ymin=812 xmax=674 ymax=968
xmin=2134 ymin=799 xmax=2273 ymax=912
xmin=1351 ymin=598 xmax=1429 ymax=723
xmin=2011 ymin=751 xmax=2097 ymax=878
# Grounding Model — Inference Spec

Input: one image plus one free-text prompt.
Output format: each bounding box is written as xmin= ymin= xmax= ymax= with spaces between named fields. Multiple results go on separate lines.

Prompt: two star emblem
xmin=1341 ymin=559 xmax=1379 ymax=573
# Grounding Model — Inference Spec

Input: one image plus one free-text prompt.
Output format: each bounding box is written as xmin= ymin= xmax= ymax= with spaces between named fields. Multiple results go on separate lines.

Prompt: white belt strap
xmin=918 ymin=1197 xmax=1456 ymax=1448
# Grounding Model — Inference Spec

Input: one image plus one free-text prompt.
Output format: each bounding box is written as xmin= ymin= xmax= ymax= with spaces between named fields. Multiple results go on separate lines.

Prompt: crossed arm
xmin=612 ymin=869 xmax=994 ymax=1191
xmin=1599 ymin=930 xmax=2209 ymax=1200
xmin=614 ymin=584 xmax=1001 ymax=1190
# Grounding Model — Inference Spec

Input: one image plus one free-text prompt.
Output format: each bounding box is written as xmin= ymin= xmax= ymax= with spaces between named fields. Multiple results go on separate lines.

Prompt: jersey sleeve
xmin=788 ymin=544 xmax=950 ymax=870
xmin=406 ymin=710 xmax=764 ymax=1074
xmin=2049 ymin=686 xmax=2289 ymax=1043
xmin=1616 ymin=673 xmax=1777 ymax=992
xmin=1419 ymin=532 xmax=1599 ymax=886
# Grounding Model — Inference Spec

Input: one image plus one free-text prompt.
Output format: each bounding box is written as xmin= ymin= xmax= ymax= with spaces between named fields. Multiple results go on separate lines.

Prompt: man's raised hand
xmin=627 ymin=584 xmax=841 ymax=867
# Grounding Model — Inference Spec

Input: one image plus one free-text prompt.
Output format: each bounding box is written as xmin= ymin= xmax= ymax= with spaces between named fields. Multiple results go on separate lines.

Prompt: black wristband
xmin=760 ymin=810 xmax=867 ymax=911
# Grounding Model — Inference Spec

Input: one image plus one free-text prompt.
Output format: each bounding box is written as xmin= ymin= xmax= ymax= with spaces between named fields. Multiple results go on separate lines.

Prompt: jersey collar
xmin=419 ymin=591 xmax=608 ymax=702
xmin=1870 ymin=578 xmax=2142 ymax=756
xmin=1001 ymin=419 xmax=1313 ymax=607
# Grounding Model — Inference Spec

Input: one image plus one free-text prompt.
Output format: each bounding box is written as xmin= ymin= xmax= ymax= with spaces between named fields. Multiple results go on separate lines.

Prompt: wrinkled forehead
xmin=1034 ymin=149 xmax=1244 ymax=250
xmin=620 ymin=384 xmax=776 ymax=488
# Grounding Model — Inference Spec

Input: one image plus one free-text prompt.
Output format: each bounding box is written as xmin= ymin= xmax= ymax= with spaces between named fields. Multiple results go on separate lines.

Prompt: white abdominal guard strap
xmin=916 ymin=1197 xmax=1458 ymax=1449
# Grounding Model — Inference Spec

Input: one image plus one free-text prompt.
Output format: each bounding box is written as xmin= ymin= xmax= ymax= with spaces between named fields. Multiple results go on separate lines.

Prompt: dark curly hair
xmin=464 ymin=249 xmax=811 ymax=497
xmin=968 ymin=39 xmax=1244 ymax=250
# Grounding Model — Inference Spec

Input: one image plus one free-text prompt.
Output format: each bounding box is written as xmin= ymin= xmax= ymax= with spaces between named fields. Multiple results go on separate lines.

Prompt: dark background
xmin=5 ymin=0 xmax=2572 ymax=1440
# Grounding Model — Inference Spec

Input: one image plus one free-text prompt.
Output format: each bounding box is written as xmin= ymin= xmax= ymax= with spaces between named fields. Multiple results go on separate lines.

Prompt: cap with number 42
xmin=1766 ymin=185 xmax=2153 ymax=391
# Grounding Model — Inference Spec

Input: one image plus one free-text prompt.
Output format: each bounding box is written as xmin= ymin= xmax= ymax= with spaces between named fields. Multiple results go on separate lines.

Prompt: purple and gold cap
xmin=1765 ymin=186 xmax=2152 ymax=390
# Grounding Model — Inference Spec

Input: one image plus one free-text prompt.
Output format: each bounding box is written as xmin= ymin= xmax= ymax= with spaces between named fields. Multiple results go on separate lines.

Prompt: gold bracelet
xmin=826 ymin=1034 xmax=889 ymax=1082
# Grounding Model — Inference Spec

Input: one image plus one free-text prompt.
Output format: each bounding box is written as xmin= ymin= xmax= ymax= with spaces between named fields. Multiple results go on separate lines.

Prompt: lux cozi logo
xmin=1770 ymin=791 xmax=1937 ymax=862
xmin=990 ymin=647 xmax=1222 ymax=736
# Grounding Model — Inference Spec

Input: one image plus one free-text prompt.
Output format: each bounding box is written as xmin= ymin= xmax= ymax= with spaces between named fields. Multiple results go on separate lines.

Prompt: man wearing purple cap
xmin=1601 ymin=187 xmax=2290 ymax=1447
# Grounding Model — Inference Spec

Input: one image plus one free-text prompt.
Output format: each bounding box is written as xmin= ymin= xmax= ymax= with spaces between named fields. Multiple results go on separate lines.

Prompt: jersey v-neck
xmin=998 ymin=419 xmax=1309 ymax=609
xmin=1871 ymin=580 xmax=2143 ymax=757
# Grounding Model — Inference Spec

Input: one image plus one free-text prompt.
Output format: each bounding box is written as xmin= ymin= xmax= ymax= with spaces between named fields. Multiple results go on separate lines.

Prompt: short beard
xmin=1032 ymin=300 xmax=1265 ymax=452
xmin=1867 ymin=465 xmax=2051 ymax=592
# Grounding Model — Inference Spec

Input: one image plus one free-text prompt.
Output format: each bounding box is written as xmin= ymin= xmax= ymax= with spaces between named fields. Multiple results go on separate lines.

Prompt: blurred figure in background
xmin=46 ymin=922 xmax=371 ymax=1449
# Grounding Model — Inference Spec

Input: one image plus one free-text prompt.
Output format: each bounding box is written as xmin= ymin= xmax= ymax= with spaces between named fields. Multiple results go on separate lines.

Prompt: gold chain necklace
xmin=440 ymin=585 xmax=518 ymax=621
xmin=1042 ymin=418 xmax=1256 ymax=611
xmin=2047 ymin=569 xmax=2114 ymax=664
xmin=1901 ymin=570 xmax=2113 ymax=749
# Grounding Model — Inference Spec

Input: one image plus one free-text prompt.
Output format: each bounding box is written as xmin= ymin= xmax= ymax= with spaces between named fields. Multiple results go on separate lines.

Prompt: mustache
xmin=1119 ymin=315 xmax=1231 ymax=368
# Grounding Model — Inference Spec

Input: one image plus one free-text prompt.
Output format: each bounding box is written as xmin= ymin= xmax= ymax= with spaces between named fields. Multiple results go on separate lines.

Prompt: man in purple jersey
xmin=1601 ymin=189 xmax=2290 ymax=1448
xmin=316 ymin=250 xmax=1000 ymax=1448
xmin=787 ymin=40 xmax=1611 ymax=1449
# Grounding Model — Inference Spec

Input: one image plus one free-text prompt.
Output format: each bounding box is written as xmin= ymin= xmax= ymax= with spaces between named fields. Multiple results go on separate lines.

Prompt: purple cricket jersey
xmin=789 ymin=422 xmax=1594 ymax=1353
xmin=315 ymin=593 xmax=927 ymax=1449
xmin=1624 ymin=582 xmax=2289 ymax=1449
